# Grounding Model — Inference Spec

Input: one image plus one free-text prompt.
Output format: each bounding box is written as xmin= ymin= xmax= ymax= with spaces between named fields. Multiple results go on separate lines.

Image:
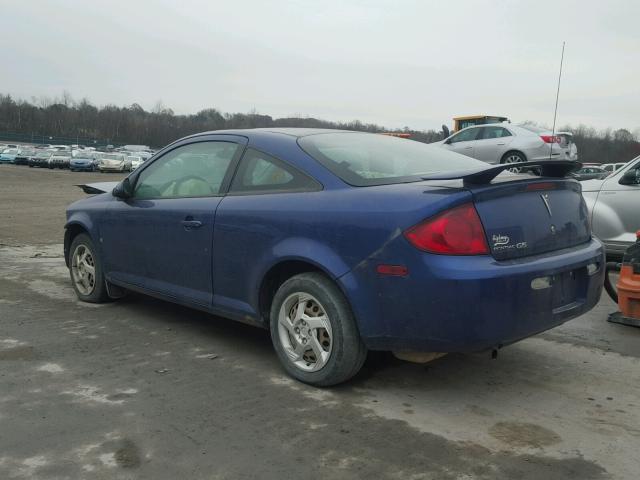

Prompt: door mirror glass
xmin=619 ymin=168 xmax=640 ymax=186
xmin=113 ymin=177 xmax=133 ymax=198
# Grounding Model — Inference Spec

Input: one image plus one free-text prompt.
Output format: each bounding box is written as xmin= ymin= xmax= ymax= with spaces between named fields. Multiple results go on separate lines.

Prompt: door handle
xmin=497 ymin=143 xmax=505 ymax=145
xmin=463 ymin=146 xmax=472 ymax=149
xmin=181 ymin=219 xmax=203 ymax=230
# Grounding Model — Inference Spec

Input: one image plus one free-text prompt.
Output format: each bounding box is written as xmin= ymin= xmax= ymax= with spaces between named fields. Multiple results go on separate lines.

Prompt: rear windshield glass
xmin=298 ymin=132 xmax=485 ymax=186
xmin=518 ymin=124 xmax=547 ymax=134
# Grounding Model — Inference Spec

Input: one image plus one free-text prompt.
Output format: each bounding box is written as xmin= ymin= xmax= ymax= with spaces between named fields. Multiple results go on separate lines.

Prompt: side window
xmin=481 ymin=127 xmax=512 ymax=139
xmin=134 ymin=142 xmax=238 ymax=199
xmin=230 ymin=149 xmax=320 ymax=194
xmin=449 ymin=128 xmax=480 ymax=144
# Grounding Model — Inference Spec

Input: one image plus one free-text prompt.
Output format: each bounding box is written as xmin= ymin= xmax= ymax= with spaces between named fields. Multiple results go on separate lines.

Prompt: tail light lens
xmin=404 ymin=203 xmax=489 ymax=255
xmin=540 ymin=135 xmax=562 ymax=144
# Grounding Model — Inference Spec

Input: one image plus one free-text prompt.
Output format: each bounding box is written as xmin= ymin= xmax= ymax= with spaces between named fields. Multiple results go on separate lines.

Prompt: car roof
xmin=188 ymin=127 xmax=356 ymax=139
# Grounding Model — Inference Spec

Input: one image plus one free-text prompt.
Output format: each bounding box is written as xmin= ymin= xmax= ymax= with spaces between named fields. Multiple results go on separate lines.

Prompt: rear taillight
xmin=403 ymin=203 xmax=489 ymax=255
xmin=540 ymin=135 xmax=562 ymax=144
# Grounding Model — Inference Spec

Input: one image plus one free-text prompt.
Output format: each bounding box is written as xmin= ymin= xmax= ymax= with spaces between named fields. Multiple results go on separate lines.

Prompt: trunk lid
xmin=472 ymin=179 xmax=590 ymax=260
xmin=420 ymin=161 xmax=588 ymax=260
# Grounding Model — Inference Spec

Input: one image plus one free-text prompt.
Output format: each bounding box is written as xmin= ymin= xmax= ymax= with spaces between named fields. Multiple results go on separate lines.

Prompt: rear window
xmin=518 ymin=125 xmax=547 ymax=134
xmin=298 ymin=132 xmax=485 ymax=186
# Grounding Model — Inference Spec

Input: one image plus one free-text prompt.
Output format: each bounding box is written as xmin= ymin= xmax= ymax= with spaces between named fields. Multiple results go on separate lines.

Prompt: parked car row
xmin=0 ymin=143 xmax=151 ymax=172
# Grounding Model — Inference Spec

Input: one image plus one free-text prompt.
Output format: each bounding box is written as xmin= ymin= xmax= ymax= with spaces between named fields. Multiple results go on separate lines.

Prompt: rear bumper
xmin=340 ymin=238 xmax=605 ymax=352
xmin=527 ymin=144 xmax=569 ymax=162
xmin=99 ymin=166 xmax=124 ymax=172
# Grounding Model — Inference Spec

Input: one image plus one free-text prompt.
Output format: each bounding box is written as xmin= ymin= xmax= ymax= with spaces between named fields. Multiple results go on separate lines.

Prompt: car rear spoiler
xmin=75 ymin=182 xmax=119 ymax=194
xmin=421 ymin=160 xmax=581 ymax=186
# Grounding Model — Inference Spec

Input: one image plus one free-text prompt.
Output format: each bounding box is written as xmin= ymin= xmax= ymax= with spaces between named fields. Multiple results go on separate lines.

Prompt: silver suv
xmin=434 ymin=124 xmax=572 ymax=167
xmin=582 ymin=156 xmax=640 ymax=257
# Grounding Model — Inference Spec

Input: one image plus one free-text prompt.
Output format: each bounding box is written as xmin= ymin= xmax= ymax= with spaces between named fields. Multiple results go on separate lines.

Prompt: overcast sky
xmin=1 ymin=0 xmax=638 ymax=132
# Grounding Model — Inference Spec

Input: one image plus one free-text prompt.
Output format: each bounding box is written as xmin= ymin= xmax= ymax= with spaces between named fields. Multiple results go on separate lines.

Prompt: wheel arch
xmin=257 ymin=258 xmax=350 ymax=326
xmin=64 ymin=220 xmax=92 ymax=267
xmin=500 ymin=149 xmax=527 ymax=163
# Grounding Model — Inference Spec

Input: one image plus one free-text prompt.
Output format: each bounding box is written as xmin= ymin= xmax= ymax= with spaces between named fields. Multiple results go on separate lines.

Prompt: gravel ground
xmin=1 ymin=164 xmax=639 ymax=479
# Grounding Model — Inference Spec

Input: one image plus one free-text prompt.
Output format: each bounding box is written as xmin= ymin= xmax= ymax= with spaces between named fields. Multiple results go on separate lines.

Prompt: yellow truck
xmin=452 ymin=115 xmax=509 ymax=132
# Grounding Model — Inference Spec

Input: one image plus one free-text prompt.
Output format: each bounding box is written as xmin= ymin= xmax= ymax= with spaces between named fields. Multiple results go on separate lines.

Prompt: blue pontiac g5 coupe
xmin=64 ymin=129 xmax=604 ymax=386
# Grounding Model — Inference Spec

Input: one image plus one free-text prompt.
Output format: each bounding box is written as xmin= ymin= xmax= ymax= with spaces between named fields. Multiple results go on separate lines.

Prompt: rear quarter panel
xmin=213 ymin=185 xmax=471 ymax=323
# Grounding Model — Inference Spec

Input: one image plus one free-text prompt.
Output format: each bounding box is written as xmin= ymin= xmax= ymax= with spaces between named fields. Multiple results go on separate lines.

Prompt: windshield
xmin=35 ymin=152 xmax=52 ymax=158
xmin=298 ymin=132 xmax=485 ymax=186
xmin=103 ymin=153 xmax=124 ymax=160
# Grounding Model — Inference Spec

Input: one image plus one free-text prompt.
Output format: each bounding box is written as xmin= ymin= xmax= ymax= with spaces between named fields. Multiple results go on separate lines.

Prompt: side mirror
xmin=619 ymin=169 xmax=640 ymax=186
xmin=113 ymin=177 xmax=134 ymax=198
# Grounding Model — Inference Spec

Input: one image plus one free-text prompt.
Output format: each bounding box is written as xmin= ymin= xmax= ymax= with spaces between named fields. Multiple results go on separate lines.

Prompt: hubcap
xmin=504 ymin=154 xmax=524 ymax=173
xmin=71 ymin=244 xmax=96 ymax=296
xmin=277 ymin=293 xmax=333 ymax=372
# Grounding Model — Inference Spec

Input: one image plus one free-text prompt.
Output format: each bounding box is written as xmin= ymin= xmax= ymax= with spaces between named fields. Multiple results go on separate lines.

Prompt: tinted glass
xmin=449 ymin=128 xmax=480 ymax=143
xmin=134 ymin=141 xmax=238 ymax=199
xmin=481 ymin=126 xmax=512 ymax=139
xmin=230 ymin=149 xmax=319 ymax=193
xmin=299 ymin=132 xmax=485 ymax=186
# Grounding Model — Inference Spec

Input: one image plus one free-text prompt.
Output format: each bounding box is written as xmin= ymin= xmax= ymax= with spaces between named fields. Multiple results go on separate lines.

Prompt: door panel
xmin=103 ymin=197 xmax=219 ymax=305
xmin=474 ymin=126 xmax=514 ymax=163
xmin=100 ymin=138 xmax=246 ymax=306
xmin=443 ymin=127 xmax=481 ymax=158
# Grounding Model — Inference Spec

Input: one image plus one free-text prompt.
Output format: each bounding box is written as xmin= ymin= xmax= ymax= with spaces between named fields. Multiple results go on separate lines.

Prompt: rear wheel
xmin=69 ymin=233 xmax=109 ymax=303
xmin=270 ymin=273 xmax=367 ymax=386
xmin=501 ymin=151 xmax=526 ymax=173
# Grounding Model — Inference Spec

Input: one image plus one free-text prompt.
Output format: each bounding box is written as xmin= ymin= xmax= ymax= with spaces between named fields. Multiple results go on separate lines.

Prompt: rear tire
xmin=500 ymin=151 xmax=526 ymax=173
xmin=270 ymin=272 xmax=367 ymax=387
xmin=69 ymin=233 xmax=109 ymax=303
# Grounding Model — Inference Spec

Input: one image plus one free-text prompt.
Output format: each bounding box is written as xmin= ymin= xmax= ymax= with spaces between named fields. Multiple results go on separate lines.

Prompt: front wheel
xmin=270 ymin=272 xmax=367 ymax=387
xmin=69 ymin=233 xmax=109 ymax=303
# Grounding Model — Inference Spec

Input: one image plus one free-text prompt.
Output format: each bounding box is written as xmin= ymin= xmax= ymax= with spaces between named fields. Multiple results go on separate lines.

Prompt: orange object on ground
xmin=617 ymin=231 xmax=640 ymax=320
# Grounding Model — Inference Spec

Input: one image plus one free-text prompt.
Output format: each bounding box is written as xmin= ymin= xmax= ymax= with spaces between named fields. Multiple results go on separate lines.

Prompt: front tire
xmin=270 ymin=272 xmax=367 ymax=387
xmin=69 ymin=233 xmax=109 ymax=303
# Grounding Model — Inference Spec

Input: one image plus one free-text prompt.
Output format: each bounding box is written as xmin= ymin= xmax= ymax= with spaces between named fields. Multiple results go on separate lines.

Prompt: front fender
xmin=63 ymin=213 xmax=97 ymax=267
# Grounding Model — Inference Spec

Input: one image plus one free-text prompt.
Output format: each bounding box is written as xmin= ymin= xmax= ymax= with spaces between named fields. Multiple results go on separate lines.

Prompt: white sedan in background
xmin=434 ymin=124 xmax=571 ymax=168
xmin=582 ymin=156 xmax=640 ymax=257
xmin=128 ymin=155 xmax=145 ymax=170
xmin=98 ymin=153 xmax=131 ymax=172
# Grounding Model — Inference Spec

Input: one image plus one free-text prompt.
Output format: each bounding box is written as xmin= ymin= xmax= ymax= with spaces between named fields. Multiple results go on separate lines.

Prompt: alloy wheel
xmin=71 ymin=245 xmax=96 ymax=295
xmin=503 ymin=154 xmax=525 ymax=173
xmin=277 ymin=292 xmax=333 ymax=372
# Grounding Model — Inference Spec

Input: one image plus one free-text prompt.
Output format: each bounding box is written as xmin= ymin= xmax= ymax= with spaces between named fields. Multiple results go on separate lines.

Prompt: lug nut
xmin=302 ymin=338 xmax=307 ymax=344
xmin=294 ymin=327 xmax=300 ymax=333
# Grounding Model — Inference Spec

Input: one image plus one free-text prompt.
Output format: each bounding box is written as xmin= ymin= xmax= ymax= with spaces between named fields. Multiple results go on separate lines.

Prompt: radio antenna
xmin=550 ymin=41 xmax=565 ymax=159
